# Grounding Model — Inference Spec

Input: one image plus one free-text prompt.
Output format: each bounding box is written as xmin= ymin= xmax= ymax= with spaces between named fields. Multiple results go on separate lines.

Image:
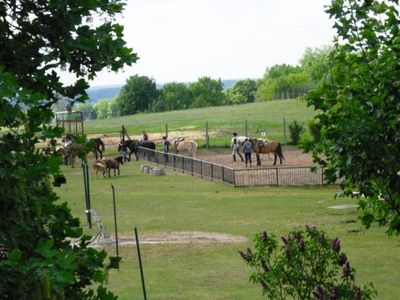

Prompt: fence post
xmin=182 ymin=157 xmax=184 ymax=173
xmin=211 ymin=163 xmax=214 ymax=181
xmin=245 ymin=119 xmax=248 ymax=137
xmin=275 ymin=167 xmax=279 ymax=186
xmin=111 ymin=185 xmax=119 ymax=258
xmin=165 ymin=123 xmax=168 ymax=138
xmin=191 ymin=158 xmax=194 ymax=176
xmin=283 ymin=117 xmax=287 ymax=144
xmin=205 ymin=121 xmax=209 ymax=149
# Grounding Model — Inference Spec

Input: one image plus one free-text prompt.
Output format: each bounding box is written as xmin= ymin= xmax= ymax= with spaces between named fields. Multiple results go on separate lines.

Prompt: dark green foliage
xmin=224 ymin=79 xmax=257 ymax=104
xmin=0 ymin=0 xmax=135 ymax=297
xmin=303 ymin=0 xmax=400 ymax=235
xmin=288 ymin=120 xmax=304 ymax=145
xmin=188 ymin=76 xmax=225 ymax=107
xmin=115 ymin=75 xmax=159 ymax=115
xmin=240 ymin=226 xmax=376 ymax=299
xmin=158 ymin=82 xmax=192 ymax=111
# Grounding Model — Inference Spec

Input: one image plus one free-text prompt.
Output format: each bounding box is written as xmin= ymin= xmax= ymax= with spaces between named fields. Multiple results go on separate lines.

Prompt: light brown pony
xmin=173 ymin=138 xmax=197 ymax=157
xmin=249 ymin=138 xmax=284 ymax=166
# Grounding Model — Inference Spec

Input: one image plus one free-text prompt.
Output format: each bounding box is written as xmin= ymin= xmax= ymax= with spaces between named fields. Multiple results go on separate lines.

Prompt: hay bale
xmin=141 ymin=165 xmax=152 ymax=173
xmin=150 ymin=167 xmax=165 ymax=176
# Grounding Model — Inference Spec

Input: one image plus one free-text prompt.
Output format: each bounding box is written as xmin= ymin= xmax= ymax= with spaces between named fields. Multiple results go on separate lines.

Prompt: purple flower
xmin=313 ymin=285 xmax=327 ymax=299
xmin=281 ymin=236 xmax=289 ymax=245
xmin=343 ymin=260 xmax=351 ymax=277
xmin=354 ymin=287 xmax=361 ymax=300
xmin=331 ymin=237 xmax=341 ymax=253
xmin=260 ymin=279 xmax=268 ymax=290
xmin=338 ymin=253 xmax=347 ymax=266
xmin=330 ymin=286 xmax=340 ymax=300
xmin=285 ymin=246 xmax=291 ymax=260
xmin=261 ymin=260 xmax=269 ymax=272
xmin=238 ymin=249 xmax=253 ymax=263
xmin=261 ymin=231 xmax=268 ymax=242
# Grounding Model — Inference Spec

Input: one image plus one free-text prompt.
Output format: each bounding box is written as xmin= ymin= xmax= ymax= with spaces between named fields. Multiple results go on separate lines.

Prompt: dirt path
xmin=196 ymin=146 xmax=314 ymax=169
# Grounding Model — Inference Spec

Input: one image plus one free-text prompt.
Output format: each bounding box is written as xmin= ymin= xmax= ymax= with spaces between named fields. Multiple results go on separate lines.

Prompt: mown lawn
xmin=57 ymin=162 xmax=400 ymax=300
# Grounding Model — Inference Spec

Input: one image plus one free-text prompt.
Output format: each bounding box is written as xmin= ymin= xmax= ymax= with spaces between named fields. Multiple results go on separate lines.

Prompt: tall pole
xmin=82 ymin=162 xmax=92 ymax=229
xmin=134 ymin=227 xmax=147 ymax=300
xmin=111 ymin=185 xmax=119 ymax=257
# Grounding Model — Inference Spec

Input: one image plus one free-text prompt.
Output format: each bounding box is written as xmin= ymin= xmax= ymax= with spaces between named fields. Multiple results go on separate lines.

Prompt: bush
xmin=239 ymin=226 xmax=376 ymax=299
xmin=288 ymin=120 xmax=304 ymax=145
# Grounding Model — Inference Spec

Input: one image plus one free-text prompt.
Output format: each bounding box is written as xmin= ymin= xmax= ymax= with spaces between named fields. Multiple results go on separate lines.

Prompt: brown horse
xmin=249 ymin=138 xmax=284 ymax=166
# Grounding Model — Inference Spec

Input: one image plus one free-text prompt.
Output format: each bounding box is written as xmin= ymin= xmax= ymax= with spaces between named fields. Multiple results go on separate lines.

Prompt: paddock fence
xmin=138 ymin=147 xmax=327 ymax=187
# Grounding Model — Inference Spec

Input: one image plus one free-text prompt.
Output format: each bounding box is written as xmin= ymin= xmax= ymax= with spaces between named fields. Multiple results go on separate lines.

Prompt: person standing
xmin=162 ymin=136 xmax=170 ymax=153
xmin=231 ymin=132 xmax=244 ymax=162
xmin=142 ymin=131 xmax=149 ymax=141
xmin=243 ymin=138 xmax=253 ymax=167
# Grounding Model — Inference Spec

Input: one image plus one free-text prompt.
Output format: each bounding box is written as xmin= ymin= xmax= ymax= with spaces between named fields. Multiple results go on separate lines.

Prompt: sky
xmin=85 ymin=0 xmax=335 ymax=87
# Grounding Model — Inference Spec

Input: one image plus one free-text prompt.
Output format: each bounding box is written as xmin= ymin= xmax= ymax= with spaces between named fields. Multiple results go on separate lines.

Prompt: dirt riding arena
xmin=195 ymin=146 xmax=315 ymax=169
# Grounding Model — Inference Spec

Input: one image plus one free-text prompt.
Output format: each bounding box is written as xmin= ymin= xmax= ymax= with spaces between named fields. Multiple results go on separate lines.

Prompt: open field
xmin=82 ymin=99 xmax=317 ymax=144
xmin=57 ymin=161 xmax=400 ymax=300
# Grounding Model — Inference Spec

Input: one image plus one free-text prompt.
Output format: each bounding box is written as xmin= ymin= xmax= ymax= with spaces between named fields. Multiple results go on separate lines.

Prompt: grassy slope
xmin=58 ymin=164 xmax=400 ymax=300
xmin=84 ymin=99 xmax=317 ymax=142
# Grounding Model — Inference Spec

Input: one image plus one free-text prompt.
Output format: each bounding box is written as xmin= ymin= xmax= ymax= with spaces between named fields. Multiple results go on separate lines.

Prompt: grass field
xmin=57 ymin=162 xmax=400 ymax=300
xmin=83 ymin=99 xmax=317 ymax=144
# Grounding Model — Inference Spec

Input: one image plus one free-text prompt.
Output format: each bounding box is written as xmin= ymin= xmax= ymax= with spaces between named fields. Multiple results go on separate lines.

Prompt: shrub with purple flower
xmin=239 ymin=226 xmax=376 ymax=299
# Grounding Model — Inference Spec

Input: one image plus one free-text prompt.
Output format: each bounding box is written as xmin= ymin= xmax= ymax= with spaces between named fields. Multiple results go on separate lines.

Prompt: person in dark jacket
xmin=242 ymin=138 xmax=253 ymax=167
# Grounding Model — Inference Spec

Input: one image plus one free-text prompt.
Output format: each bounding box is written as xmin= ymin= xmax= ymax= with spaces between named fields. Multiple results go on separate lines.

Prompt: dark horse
xmin=118 ymin=139 xmax=139 ymax=162
xmin=62 ymin=133 xmax=105 ymax=165
xmin=118 ymin=139 xmax=156 ymax=162
xmin=90 ymin=137 xmax=105 ymax=160
xmin=249 ymin=138 xmax=284 ymax=166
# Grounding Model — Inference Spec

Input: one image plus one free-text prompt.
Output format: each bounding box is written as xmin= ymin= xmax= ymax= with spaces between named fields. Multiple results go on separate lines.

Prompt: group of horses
xmin=231 ymin=135 xmax=284 ymax=166
xmin=58 ymin=134 xmax=198 ymax=176
xmin=117 ymin=137 xmax=197 ymax=162
xmin=57 ymin=133 xmax=283 ymax=176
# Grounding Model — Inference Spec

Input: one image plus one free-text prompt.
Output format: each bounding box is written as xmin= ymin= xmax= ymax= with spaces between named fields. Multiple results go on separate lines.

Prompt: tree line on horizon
xmin=58 ymin=46 xmax=332 ymax=120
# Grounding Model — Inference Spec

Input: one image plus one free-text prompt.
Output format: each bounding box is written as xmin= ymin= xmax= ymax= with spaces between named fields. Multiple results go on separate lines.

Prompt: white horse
xmin=230 ymin=136 xmax=248 ymax=147
xmin=173 ymin=138 xmax=197 ymax=157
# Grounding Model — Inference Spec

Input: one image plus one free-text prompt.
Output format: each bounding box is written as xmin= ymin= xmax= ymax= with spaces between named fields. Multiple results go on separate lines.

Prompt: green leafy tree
xmin=240 ymin=226 xmax=376 ymax=299
xmin=115 ymin=75 xmax=159 ymax=115
xmin=188 ymin=76 xmax=225 ymax=108
xmin=300 ymin=46 xmax=334 ymax=83
xmin=256 ymin=64 xmax=312 ymax=101
xmin=224 ymin=79 xmax=257 ymax=104
xmin=303 ymin=0 xmax=400 ymax=235
xmin=0 ymin=0 xmax=136 ymax=298
xmin=159 ymin=82 xmax=192 ymax=111
xmin=94 ymin=98 xmax=118 ymax=119
xmin=76 ymin=102 xmax=96 ymax=120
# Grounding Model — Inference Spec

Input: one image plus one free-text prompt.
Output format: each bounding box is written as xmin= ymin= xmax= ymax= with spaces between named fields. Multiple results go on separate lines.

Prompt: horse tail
xmin=277 ymin=143 xmax=285 ymax=160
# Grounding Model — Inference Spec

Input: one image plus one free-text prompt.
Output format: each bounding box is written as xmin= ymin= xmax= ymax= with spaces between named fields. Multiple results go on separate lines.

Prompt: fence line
xmin=138 ymin=147 xmax=326 ymax=187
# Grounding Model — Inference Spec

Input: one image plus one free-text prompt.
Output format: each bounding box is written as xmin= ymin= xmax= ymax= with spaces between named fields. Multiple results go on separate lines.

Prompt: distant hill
xmin=86 ymin=85 xmax=122 ymax=104
xmin=86 ymin=79 xmax=240 ymax=104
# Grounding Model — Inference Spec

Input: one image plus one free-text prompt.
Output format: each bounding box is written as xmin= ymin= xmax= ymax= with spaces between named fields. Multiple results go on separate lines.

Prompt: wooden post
xmin=283 ymin=117 xmax=287 ymax=144
xmin=165 ymin=123 xmax=168 ymax=138
xmin=245 ymin=119 xmax=248 ymax=137
xmin=205 ymin=121 xmax=209 ymax=149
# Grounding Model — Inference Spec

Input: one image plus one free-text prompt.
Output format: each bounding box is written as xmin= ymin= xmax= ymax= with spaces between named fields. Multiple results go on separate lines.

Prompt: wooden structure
xmin=55 ymin=111 xmax=84 ymax=135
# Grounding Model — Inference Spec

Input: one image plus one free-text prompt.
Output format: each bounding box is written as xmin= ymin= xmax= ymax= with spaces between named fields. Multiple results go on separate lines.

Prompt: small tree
xmin=240 ymin=226 xmax=376 ymax=299
xmin=288 ymin=120 xmax=304 ymax=145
